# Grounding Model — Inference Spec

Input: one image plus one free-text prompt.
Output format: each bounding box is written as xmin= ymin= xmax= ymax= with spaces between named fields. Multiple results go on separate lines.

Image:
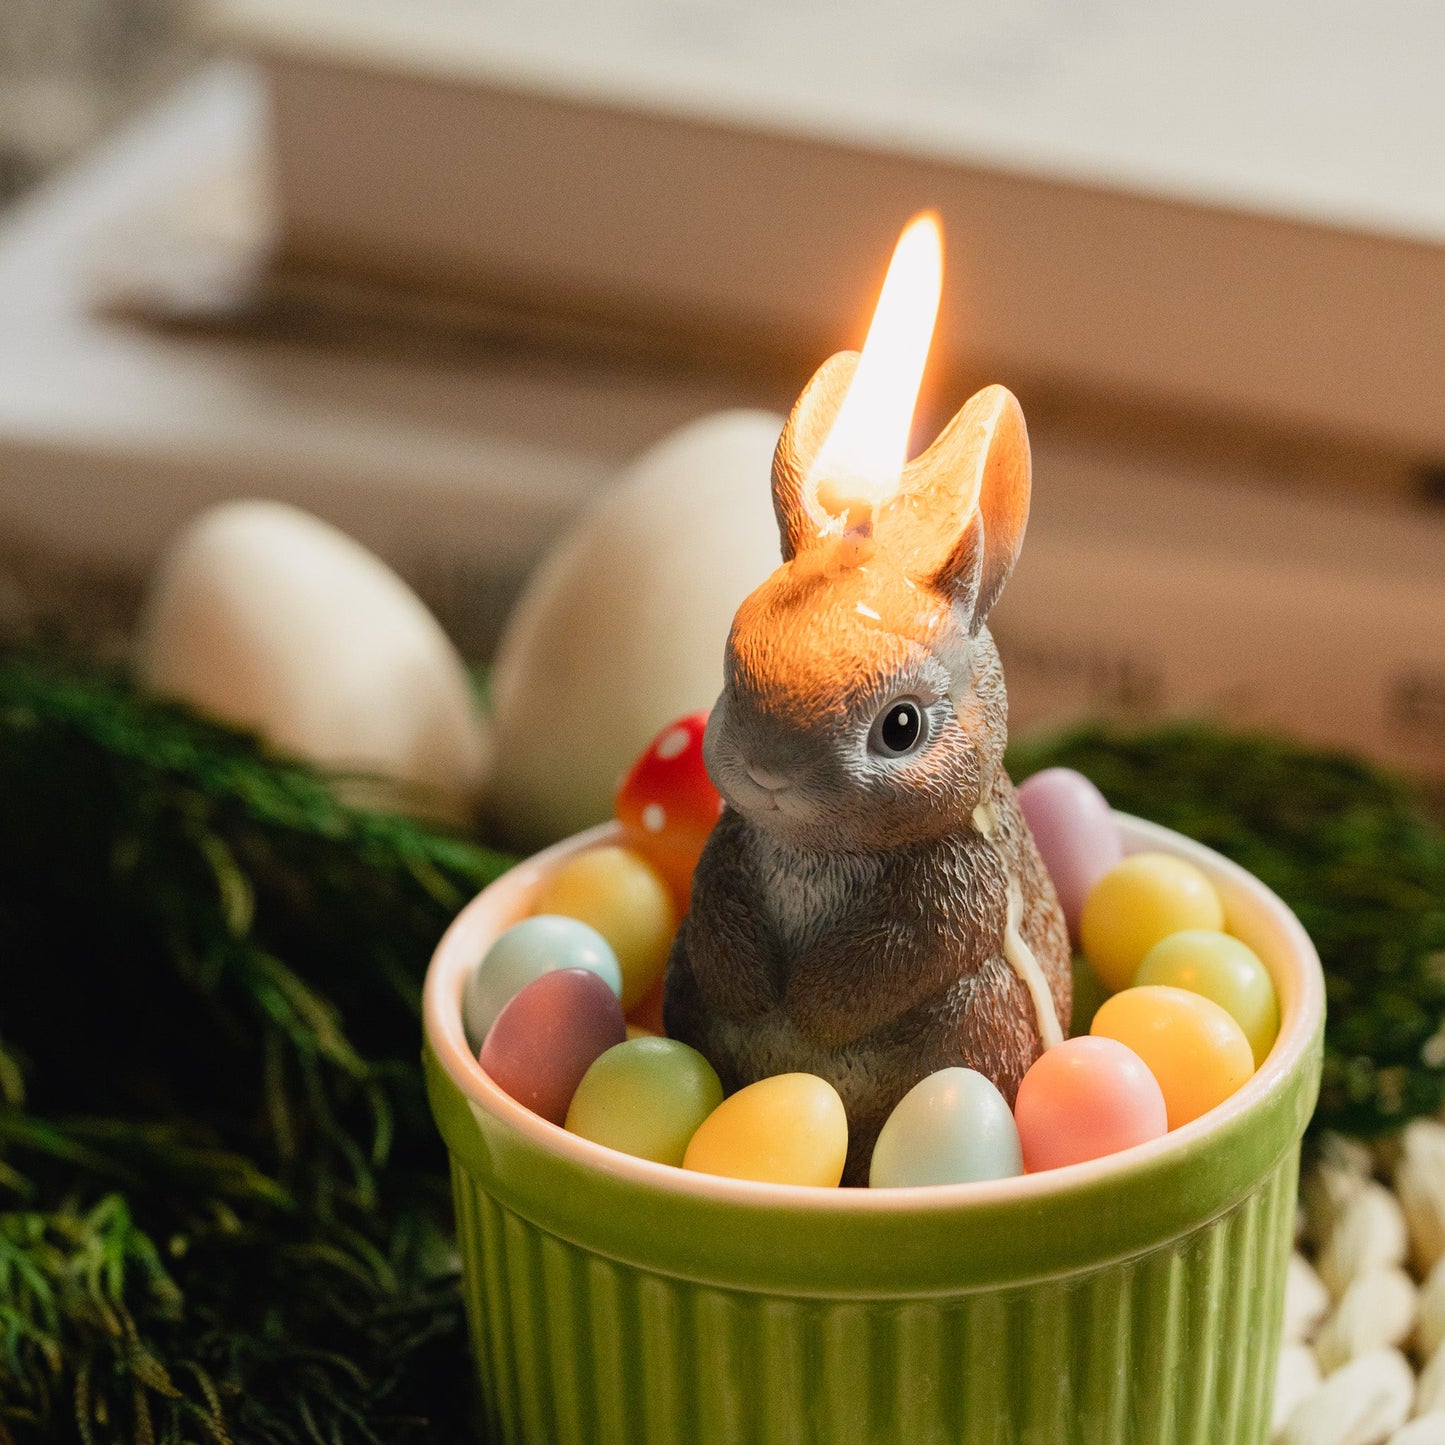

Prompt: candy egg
xmin=1080 ymin=853 xmax=1224 ymax=993
xmin=614 ymin=712 xmax=723 ymax=910
xmin=565 ymin=1037 xmax=723 ymax=1165
xmin=479 ymin=967 xmax=627 ymax=1125
xmin=869 ymin=1068 xmax=1023 ymax=1188
xmin=628 ymin=975 xmax=667 ymax=1036
xmin=461 ymin=914 xmax=622 ymax=1049
xmin=1090 ymin=985 xmax=1255 ymax=1130
xmin=1016 ymin=768 xmax=1122 ymax=940
xmin=1014 ymin=1036 xmax=1168 ymax=1171
xmin=533 ymin=845 xmax=677 ymax=1011
xmin=682 ymin=1074 xmax=847 ymax=1187
xmin=1135 ymin=929 xmax=1280 ymax=1067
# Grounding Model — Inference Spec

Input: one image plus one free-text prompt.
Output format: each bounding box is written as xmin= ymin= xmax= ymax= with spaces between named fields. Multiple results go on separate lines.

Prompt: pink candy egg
xmin=479 ymin=967 xmax=627 ymax=1125
xmin=1016 ymin=768 xmax=1122 ymax=940
xmin=1014 ymin=1036 xmax=1168 ymax=1172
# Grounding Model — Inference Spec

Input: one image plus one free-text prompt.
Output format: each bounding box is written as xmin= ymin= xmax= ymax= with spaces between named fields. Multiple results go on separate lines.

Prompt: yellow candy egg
xmin=534 ymin=845 xmax=677 ymax=1011
xmin=1091 ymin=985 xmax=1255 ymax=1130
xmin=1080 ymin=852 xmax=1224 ymax=993
xmin=682 ymin=1074 xmax=848 ymax=1187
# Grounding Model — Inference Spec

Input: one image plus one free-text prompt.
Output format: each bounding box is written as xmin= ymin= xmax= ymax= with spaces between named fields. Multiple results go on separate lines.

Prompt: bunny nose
xmin=745 ymin=762 xmax=791 ymax=792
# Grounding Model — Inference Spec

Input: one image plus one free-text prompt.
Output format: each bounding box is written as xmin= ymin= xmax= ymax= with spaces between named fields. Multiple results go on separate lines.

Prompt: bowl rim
xmin=423 ymin=811 xmax=1324 ymax=1217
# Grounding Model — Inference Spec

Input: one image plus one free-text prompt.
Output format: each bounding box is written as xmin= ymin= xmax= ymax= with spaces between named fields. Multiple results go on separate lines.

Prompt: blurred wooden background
xmin=0 ymin=0 xmax=191 ymax=203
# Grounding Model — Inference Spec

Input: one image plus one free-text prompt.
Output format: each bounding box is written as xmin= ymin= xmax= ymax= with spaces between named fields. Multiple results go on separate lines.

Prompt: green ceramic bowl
xmin=424 ymin=815 xmax=1323 ymax=1445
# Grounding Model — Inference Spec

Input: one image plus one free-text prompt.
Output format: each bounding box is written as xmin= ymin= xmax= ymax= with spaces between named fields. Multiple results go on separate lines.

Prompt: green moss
xmin=1 ymin=654 xmax=1441 ymax=1440
xmin=0 ymin=652 xmax=514 ymax=1443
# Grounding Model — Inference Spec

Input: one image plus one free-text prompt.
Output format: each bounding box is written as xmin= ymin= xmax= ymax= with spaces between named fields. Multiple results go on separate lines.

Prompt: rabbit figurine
xmin=663 ymin=355 xmax=1071 ymax=1184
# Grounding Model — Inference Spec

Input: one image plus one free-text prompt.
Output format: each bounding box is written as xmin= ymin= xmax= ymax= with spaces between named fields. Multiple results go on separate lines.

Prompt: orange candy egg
xmin=628 ymin=974 xmax=667 ymax=1036
xmin=1090 ymin=985 xmax=1255 ymax=1130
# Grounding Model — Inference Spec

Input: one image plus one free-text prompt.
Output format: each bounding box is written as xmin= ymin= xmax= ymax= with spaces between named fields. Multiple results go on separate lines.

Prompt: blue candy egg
xmin=462 ymin=914 xmax=623 ymax=1049
xmin=869 ymin=1067 xmax=1024 ymax=1188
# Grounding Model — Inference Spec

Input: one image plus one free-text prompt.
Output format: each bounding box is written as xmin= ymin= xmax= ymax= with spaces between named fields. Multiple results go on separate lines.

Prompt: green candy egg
xmin=869 ymin=1067 xmax=1024 ymax=1189
xmin=565 ymin=1037 xmax=723 ymax=1166
xmin=1134 ymin=929 xmax=1280 ymax=1067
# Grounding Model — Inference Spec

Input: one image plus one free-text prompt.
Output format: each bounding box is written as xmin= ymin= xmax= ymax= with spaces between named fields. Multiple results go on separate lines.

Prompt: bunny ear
xmin=902 ymin=383 xmax=1030 ymax=632
xmin=771 ymin=352 xmax=860 ymax=560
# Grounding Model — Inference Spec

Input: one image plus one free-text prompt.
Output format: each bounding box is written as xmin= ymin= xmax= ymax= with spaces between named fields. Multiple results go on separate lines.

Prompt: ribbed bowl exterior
xmin=446 ymin=1147 xmax=1298 ymax=1445
xmin=425 ymin=817 xmax=1323 ymax=1445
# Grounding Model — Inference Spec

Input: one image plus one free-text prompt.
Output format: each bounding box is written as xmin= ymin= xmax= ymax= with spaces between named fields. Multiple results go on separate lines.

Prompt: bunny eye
xmin=869 ymin=698 xmax=926 ymax=758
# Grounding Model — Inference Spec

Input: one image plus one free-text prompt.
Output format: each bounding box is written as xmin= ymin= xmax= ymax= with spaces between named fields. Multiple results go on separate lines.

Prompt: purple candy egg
xmin=1016 ymin=767 xmax=1123 ymax=941
xmin=479 ymin=967 xmax=627 ymax=1125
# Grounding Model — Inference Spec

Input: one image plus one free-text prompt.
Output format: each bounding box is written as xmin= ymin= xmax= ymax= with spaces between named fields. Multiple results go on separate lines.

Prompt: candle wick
xmin=803 ymin=474 xmax=879 ymax=573
xmin=814 ymin=476 xmax=876 ymax=531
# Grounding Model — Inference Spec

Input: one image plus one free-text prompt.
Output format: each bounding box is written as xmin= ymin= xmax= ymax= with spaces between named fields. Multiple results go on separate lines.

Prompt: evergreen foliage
xmin=0 ymin=654 xmax=512 ymax=1443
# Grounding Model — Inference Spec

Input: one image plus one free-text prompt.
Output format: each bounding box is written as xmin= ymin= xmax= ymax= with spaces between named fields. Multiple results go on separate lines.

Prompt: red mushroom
xmin=614 ymin=712 xmax=722 ymax=914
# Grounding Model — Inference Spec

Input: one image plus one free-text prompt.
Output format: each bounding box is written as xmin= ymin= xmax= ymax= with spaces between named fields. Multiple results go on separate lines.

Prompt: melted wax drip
xmin=974 ymin=800 xmax=1063 ymax=1050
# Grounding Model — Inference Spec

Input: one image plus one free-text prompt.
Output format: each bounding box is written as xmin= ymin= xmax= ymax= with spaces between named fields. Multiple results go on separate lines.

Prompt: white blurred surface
xmin=225 ymin=0 xmax=1445 ymax=244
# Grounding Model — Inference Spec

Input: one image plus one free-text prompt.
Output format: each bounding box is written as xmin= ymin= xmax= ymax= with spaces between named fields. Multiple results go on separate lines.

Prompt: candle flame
xmin=810 ymin=212 xmax=944 ymax=511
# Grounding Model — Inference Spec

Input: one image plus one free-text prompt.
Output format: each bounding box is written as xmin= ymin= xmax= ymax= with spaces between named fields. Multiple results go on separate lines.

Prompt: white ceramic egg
xmin=135 ymin=500 xmax=488 ymax=824
xmin=484 ymin=410 xmax=785 ymax=849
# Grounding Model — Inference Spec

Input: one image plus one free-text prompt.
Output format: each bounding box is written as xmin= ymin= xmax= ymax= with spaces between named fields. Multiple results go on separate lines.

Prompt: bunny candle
xmin=664 ymin=215 xmax=1072 ymax=1184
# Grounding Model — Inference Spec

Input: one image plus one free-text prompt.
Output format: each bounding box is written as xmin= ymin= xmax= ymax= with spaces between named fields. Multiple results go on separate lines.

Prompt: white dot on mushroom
xmin=656 ymin=728 xmax=691 ymax=761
